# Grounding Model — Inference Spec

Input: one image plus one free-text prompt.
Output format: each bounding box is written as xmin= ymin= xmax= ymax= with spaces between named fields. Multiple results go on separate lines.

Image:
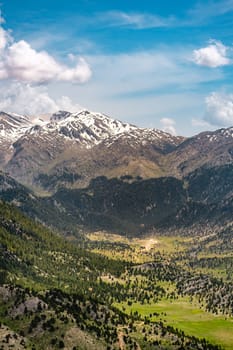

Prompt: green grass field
xmin=115 ymin=296 xmax=233 ymax=349
xmin=89 ymin=230 xmax=233 ymax=349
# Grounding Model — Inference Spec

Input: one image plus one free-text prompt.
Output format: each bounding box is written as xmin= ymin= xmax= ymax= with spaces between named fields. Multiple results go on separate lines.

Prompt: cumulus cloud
xmin=160 ymin=118 xmax=177 ymax=135
xmin=0 ymin=23 xmax=91 ymax=84
xmin=0 ymin=83 xmax=83 ymax=116
xmin=57 ymin=95 xmax=83 ymax=112
xmin=192 ymin=40 xmax=231 ymax=68
xmin=204 ymin=92 xmax=233 ymax=126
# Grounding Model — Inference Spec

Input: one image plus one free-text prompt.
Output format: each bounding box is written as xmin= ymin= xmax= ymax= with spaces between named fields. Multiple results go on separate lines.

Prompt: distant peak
xmin=0 ymin=111 xmax=31 ymax=125
xmin=0 ymin=111 xmax=10 ymax=116
xmin=50 ymin=110 xmax=72 ymax=122
xmin=76 ymin=109 xmax=92 ymax=116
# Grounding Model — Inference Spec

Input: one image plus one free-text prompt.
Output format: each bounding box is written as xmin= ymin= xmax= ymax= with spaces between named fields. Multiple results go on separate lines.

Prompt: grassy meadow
xmin=88 ymin=231 xmax=233 ymax=349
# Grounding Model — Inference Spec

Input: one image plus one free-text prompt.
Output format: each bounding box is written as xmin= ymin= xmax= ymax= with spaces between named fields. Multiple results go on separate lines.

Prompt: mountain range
xmin=0 ymin=109 xmax=233 ymax=235
xmin=0 ymin=109 xmax=184 ymax=192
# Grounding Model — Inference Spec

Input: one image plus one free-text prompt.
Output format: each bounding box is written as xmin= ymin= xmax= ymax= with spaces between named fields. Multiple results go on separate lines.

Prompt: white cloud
xmin=56 ymin=95 xmax=83 ymax=112
xmin=0 ymin=26 xmax=11 ymax=51
xmin=160 ymin=118 xmax=177 ymax=135
xmin=84 ymin=50 xmax=218 ymax=98
xmin=0 ymin=44 xmax=212 ymax=136
xmin=55 ymin=49 xmax=222 ymax=135
xmin=192 ymin=40 xmax=231 ymax=68
xmin=0 ymin=83 xmax=82 ymax=116
xmin=204 ymin=92 xmax=233 ymax=126
xmin=100 ymin=11 xmax=175 ymax=29
xmin=191 ymin=118 xmax=210 ymax=127
xmin=0 ymin=24 xmax=92 ymax=84
xmin=80 ymin=3 xmax=233 ymax=31
xmin=188 ymin=0 xmax=233 ymax=23
xmin=58 ymin=57 xmax=91 ymax=83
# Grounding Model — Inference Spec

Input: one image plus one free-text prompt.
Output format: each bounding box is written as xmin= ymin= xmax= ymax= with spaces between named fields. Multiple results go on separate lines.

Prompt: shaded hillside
xmin=166 ymin=128 xmax=233 ymax=178
xmin=0 ymin=201 xmax=127 ymax=291
xmin=50 ymin=164 xmax=233 ymax=234
xmin=1 ymin=162 xmax=233 ymax=236
xmin=186 ymin=164 xmax=233 ymax=203
xmin=51 ymin=176 xmax=187 ymax=233
xmin=0 ymin=201 xmax=127 ymax=349
xmin=0 ymin=172 xmax=85 ymax=235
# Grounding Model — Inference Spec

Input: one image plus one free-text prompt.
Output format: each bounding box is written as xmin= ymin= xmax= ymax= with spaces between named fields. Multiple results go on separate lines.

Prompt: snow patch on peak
xmin=41 ymin=109 xmax=139 ymax=148
xmin=0 ymin=111 xmax=31 ymax=126
xmin=221 ymin=127 xmax=233 ymax=138
xmin=74 ymin=109 xmax=137 ymax=134
xmin=204 ymin=126 xmax=233 ymax=142
xmin=103 ymin=127 xmax=182 ymax=149
xmin=0 ymin=111 xmax=33 ymax=144
xmin=0 ymin=108 xmax=183 ymax=151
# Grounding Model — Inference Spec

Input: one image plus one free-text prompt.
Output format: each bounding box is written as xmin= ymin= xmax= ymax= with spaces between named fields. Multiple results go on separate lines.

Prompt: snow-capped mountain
xmin=0 ymin=111 xmax=33 ymax=166
xmin=0 ymin=111 xmax=32 ymax=142
xmin=0 ymin=109 xmax=182 ymax=150
xmin=27 ymin=109 xmax=139 ymax=148
xmin=47 ymin=109 xmax=183 ymax=148
xmin=103 ymin=127 xmax=182 ymax=151
xmin=0 ymin=109 xmax=184 ymax=190
xmin=1 ymin=107 xmax=233 ymax=193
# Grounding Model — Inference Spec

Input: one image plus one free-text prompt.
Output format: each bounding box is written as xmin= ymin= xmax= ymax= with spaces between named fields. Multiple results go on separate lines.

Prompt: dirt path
xmin=144 ymin=238 xmax=158 ymax=251
xmin=117 ymin=328 xmax=142 ymax=350
xmin=117 ymin=330 xmax=126 ymax=350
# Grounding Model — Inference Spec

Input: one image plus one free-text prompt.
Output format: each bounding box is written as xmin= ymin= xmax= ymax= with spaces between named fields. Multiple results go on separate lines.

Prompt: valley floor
xmin=87 ymin=230 xmax=233 ymax=349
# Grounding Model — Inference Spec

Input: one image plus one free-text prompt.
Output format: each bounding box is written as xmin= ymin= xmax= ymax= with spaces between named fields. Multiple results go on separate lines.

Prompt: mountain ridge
xmin=0 ymin=109 xmax=185 ymax=191
xmin=0 ymin=108 xmax=183 ymax=148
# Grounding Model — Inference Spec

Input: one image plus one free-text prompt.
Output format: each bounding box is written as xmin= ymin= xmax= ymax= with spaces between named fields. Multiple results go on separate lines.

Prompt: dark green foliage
xmin=0 ymin=270 xmax=7 ymax=284
xmin=2 ymin=162 xmax=233 ymax=235
xmin=52 ymin=176 xmax=187 ymax=233
xmin=45 ymin=164 xmax=233 ymax=233
xmin=36 ymin=170 xmax=82 ymax=191
xmin=187 ymin=164 xmax=233 ymax=204
xmin=0 ymin=201 xmax=128 ymax=293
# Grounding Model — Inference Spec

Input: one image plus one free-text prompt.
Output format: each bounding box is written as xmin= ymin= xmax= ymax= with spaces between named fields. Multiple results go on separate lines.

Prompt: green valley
xmin=1 ymin=201 xmax=233 ymax=349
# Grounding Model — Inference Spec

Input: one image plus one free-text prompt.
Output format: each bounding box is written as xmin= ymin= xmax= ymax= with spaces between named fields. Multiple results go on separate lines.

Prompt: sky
xmin=0 ymin=0 xmax=233 ymax=136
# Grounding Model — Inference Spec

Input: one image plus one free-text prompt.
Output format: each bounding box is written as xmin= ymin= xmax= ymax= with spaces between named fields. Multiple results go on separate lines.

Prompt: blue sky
xmin=0 ymin=0 xmax=233 ymax=135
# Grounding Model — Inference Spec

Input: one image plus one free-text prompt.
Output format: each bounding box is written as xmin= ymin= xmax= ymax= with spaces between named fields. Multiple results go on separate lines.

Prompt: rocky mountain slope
xmin=165 ymin=128 xmax=233 ymax=177
xmin=1 ymin=108 xmax=233 ymax=195
xmin=0 ymin=112 xmax=32 ymax=167
xmin=0 ymin=109 xmax=184 ymax=191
